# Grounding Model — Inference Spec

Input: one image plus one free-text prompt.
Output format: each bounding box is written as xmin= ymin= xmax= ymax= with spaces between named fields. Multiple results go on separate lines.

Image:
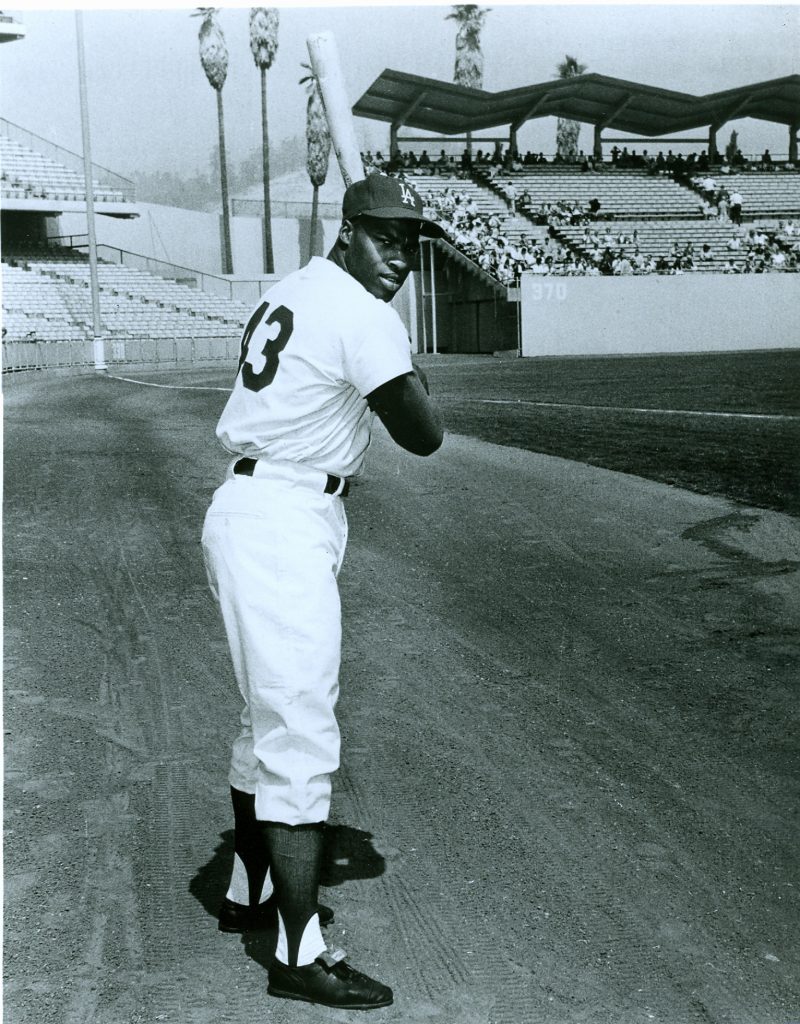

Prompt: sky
xmin=1 ymin=3 xmax=798 ymax=183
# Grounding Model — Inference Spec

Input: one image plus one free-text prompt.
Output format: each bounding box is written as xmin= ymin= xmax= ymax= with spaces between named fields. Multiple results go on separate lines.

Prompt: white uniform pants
xmin=202 ymin=460 xmax=348 ymax=825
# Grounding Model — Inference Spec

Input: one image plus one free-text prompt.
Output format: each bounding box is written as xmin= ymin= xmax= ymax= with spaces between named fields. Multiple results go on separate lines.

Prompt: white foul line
xmin=460 ymin=398 xmax=799 ymax=421
xmin=106 ymin=375 xmax=798 ymax=421
xmin=106 ymin=373 xmax=230 ymax=393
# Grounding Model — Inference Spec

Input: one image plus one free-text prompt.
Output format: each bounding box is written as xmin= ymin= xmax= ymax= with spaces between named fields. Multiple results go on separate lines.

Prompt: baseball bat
xmin=306 ymin=31 xmax=365 ymax=189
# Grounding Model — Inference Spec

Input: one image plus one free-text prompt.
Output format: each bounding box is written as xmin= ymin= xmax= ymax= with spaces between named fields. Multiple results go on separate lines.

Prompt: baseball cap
xmin=342 ymin=173 xmax=447 ymax=238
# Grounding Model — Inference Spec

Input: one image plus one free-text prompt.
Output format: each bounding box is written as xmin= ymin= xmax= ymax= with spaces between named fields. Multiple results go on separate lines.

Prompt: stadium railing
xmin=2 ymin=334 xmax=241 ymax=375
xmin=52 ymin=236 xmax=274 ymax=306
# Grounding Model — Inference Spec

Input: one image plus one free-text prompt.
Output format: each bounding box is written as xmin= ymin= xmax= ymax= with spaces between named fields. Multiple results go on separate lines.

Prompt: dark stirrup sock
xmin=263 ymin=821 xmax=326 ymax=965
xmin=228 ymin=787 xmax=272 ymax=906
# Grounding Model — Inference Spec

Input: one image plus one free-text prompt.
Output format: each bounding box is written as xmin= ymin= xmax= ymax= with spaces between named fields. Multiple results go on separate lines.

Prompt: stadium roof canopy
xmin=353 ymin=70 xmax=800 ymax=138
xmin=0 ymin=13 xmax=26 ymax=43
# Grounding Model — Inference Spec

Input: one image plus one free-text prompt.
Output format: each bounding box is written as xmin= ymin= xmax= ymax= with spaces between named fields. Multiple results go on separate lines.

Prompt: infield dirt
xmin=4 ymin=370 xmax=799 ymax=1024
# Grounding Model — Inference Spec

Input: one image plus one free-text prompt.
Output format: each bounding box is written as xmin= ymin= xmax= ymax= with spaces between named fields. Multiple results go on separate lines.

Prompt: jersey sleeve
xmin=340 ymin=301 xmax=414 ymax=398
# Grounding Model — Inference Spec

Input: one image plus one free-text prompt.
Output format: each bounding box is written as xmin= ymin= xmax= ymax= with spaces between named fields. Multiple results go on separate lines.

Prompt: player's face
xmin=342 ymin=216 xmax=421 ymax=302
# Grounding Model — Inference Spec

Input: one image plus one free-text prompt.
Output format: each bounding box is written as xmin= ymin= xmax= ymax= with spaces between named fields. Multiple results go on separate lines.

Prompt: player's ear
xmin=338 ymin=219 xmax=355 ymax=249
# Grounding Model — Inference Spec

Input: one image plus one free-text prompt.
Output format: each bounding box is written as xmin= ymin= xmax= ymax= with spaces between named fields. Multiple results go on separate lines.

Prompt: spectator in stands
xmin=761 ymin=148 xmax=773 ymax=170
xmin=727 ymin=233 xmax=742 ymax=252
xmin=503 ymin=180 xmax=517 ymax=214
xmin=729 ymin=189 xmax=743 ymax=225
xmin=461 ymin=148 xmax=472 ymax=171
xmin=700 ymin=173 xmax=716 ymax=200
xmin=612 ymin=250 xmax=633 ymax=275
xmin=717 ymin=190 xmax=729 ymax=222
xmin=665 ymin=151 xmax=676 ymax=175
xmin=699 ymin=243 xmax=714 ymax=264
xmin=418 ymin=150 xmax=431 ymax=172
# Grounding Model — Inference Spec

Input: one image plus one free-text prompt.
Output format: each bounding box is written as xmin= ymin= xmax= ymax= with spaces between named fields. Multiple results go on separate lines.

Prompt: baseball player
xmin=202 ymin=173 xmax=445 ymax=1010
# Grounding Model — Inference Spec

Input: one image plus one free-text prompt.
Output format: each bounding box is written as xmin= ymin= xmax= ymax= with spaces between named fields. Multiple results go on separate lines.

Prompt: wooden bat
xmin=306 ymin=31 xmax=365 ymax=189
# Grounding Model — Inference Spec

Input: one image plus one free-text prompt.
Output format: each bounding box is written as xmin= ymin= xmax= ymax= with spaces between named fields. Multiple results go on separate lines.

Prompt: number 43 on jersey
xmin=237 ymin=300 xmax=294 ymax=393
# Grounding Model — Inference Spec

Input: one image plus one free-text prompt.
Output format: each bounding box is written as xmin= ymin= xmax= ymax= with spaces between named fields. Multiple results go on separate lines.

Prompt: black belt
xmin=233 ymin=457 xmax=350 ymax=497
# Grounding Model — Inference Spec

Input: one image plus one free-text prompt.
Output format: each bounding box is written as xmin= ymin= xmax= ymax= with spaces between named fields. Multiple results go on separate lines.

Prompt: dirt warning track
xmin=4 ymin=371 xmax=799 ymax=1024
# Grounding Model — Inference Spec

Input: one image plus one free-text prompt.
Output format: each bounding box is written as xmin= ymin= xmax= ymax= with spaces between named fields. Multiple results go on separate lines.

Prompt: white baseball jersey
xmin=216 ymin=257 xmax=413 ymax=479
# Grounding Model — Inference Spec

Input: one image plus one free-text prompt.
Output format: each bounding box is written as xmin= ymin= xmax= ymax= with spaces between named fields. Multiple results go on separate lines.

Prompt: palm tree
xmin=193 ymin=7 xmax=233 ymax=274
xmin=555 ymin=54 xmax=587 ymax=164
xmin=249 ymin=8 xmax=279 ymax=274
xmin=299 ymin=64 xmax=331 ymax=262
xmin=446 ymin=5 xmax=490 ymax=157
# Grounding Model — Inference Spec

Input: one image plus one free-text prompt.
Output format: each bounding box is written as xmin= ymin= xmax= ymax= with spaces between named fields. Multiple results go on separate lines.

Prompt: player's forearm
xmin=368 ymin=372 xmax=443 ymax=456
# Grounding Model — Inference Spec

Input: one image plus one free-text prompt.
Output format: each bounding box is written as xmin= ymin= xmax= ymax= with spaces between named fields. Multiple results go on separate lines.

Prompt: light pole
xmin=75 ymin=11 xmax=105 ymax=371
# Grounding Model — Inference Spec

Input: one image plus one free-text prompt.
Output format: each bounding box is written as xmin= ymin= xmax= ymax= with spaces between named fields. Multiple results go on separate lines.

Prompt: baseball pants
xmin=202 ymin=459 xmax=349 ymax=826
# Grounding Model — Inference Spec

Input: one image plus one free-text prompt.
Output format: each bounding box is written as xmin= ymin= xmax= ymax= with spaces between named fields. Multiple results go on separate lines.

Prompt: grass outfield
xmin=420 ymin=349 xmax=800 ymax=517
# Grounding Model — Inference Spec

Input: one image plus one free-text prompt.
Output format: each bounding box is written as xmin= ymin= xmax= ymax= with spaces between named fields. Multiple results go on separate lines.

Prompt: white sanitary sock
xmin=225 ymin=853 xmax=273 ymax=905
xmin=275 ymin=910 xmax=326 ymax=966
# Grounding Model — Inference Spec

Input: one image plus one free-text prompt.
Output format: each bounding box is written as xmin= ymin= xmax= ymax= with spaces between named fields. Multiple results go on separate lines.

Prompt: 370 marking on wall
xmin=527 ymin=281 xmax=568 ymax=302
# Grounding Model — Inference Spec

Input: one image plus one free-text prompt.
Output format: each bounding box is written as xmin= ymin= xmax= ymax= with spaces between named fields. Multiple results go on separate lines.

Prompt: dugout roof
xmin=353 ymin=70 xmax=800 ymax=137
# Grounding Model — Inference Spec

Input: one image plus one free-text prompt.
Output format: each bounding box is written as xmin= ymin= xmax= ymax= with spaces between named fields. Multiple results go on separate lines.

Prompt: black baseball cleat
xmin=267 ymin=950 xmax=393 ymax=1010
xmin=218 ymin=896 xmax=334 ymax=933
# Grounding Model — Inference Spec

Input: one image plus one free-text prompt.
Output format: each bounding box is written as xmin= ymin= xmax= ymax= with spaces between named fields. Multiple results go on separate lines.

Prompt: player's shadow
xmin=189 ymin=823 xmax=387 ymax=968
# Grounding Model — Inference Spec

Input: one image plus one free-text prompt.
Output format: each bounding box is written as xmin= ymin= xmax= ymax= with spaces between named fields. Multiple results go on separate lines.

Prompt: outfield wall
xmin=520 ymin=273 xmax=800 ymax=357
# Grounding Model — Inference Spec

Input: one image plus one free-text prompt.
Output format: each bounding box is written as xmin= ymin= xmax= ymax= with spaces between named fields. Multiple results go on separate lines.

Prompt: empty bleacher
xmin=2 ymin=247 xmax=250 ymax=343
xmin=0 ymin=135 xmax=126 ymax=203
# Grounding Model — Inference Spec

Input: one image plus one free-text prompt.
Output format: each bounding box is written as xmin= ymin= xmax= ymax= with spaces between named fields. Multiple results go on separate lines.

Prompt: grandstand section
xmin=553 ymin=220 xmax=796 ymax=272
xmin=413 ymin=173 xmax=547 ymax=249
xmin=688 ymin=170 xmax=800 ymax=218
xmin=0 ymin=119 xmax=136 ymax=217
xmin=483 ymin=167 xmax=701 ymax=220
xmin=2 ymin=246 xmax=249 ymax=345
xmin=1 ymin=136 xmax=125 ymax=203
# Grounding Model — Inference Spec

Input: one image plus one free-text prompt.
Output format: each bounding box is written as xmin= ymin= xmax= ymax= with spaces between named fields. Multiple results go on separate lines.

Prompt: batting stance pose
xmin=202 ymin=174 xmax=445 ymax=1010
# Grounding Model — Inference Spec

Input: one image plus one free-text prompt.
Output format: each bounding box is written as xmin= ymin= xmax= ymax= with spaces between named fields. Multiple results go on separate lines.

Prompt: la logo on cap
xmin=399 ymin=183 xmax=415 ymax=207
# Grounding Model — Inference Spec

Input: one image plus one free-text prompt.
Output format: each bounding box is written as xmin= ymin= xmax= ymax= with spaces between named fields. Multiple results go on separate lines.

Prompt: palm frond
xmin=196 ymin=8 xmax=227 ymax=91
xmin=249 ymin=7 xmax=279 ymax=70
xmin=301 ymin=63 xmax=331 ymax=188
xmin=448 ymin=4 xmax=490 ymax=89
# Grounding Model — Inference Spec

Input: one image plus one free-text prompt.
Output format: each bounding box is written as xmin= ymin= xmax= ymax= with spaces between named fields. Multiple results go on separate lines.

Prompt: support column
xmin=509 ymin=125 xmax=517 ymax=158
xmin=708 ymin=123 xmax=720 ymax=163
xmin=789 ymin=123 xmax=798 ymax=165
xmin=593 ymin=124 xmax=603 ymax=162
xmin=390 ymin=123 xmax=399 ymax=161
